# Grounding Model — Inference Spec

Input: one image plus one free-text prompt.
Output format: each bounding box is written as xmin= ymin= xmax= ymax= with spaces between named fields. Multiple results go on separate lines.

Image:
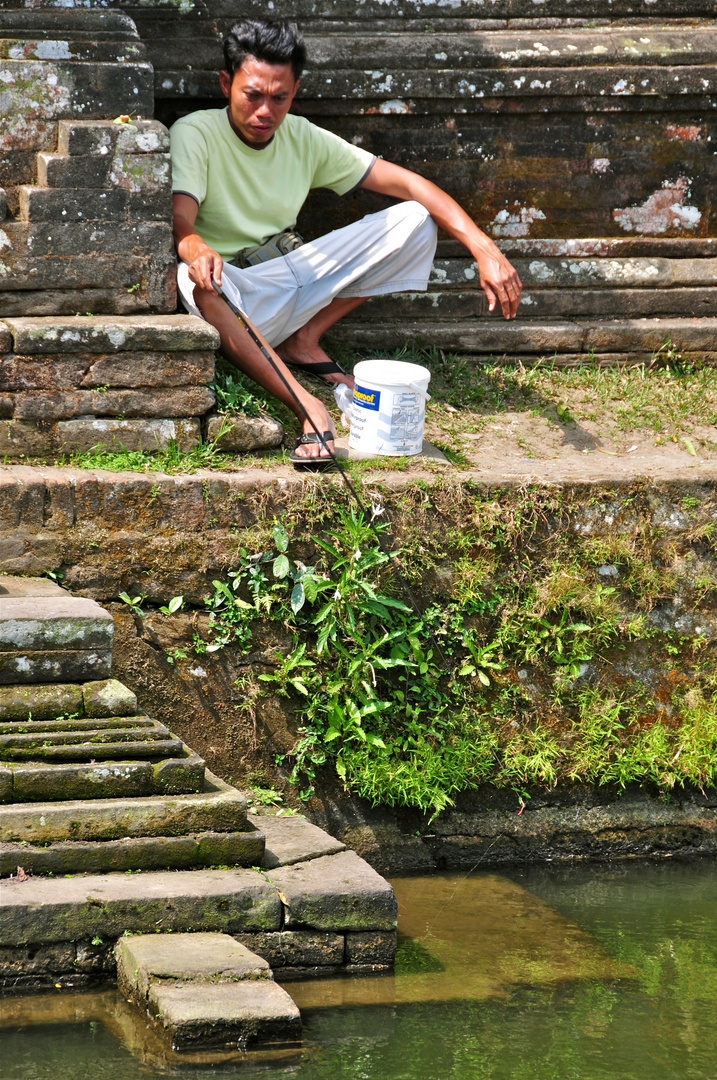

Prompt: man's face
xmin=220 ymin=56 xmax=299 ymax=148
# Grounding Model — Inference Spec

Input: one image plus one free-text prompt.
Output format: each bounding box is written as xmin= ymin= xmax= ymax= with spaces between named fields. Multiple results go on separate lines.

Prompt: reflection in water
xmin=2 ymin=861 xmax=717 ymax=1080
xmin=287 ymin=872 xmax=634 ymax=1010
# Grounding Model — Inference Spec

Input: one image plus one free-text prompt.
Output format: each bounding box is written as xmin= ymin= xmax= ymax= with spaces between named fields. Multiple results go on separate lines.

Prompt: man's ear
xmin=219 ymin=69 xmax=231 ymax=98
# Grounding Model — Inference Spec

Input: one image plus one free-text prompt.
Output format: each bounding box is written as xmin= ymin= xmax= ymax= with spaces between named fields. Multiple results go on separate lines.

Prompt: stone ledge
xmin=252 ymin=813 xmax=346 ymax=869
xmin=1 ymin=316 xmax=220 ymax=355
xmin=266 ymin=850 xmax=398 ymax=932
xmin=0 ymin=867 xmax=283 ymax=946
xmin=0 ymin=769 xmax=249 ymax=844
xmin=116 ymin=932 xmax=271 ymax=1003
xmin=148 ymin=980 xmax=301 ymax=1050
xmin=0 ymin=828 xmax=264 ymax=877
xmin=0 ymin=595 xmax=113 ymax=652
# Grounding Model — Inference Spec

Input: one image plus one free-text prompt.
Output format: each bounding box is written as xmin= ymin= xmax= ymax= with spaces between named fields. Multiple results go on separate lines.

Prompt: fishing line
xmin=213 ymin=280 xmax=503 ymax=770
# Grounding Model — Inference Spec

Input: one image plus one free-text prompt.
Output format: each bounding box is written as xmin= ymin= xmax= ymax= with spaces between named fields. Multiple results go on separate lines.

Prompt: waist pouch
xmin=230 ymin=228 xmax=305 ymax=269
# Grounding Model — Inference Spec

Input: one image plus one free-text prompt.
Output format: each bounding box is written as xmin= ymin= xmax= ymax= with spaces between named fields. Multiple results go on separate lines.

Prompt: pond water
xmin=2 ymin=858 xmax=717 ymax=1079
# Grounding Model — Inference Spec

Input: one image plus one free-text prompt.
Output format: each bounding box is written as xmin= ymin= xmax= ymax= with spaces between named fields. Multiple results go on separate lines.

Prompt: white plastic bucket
xmin=349 ymin=359 xmax=431 ymax=456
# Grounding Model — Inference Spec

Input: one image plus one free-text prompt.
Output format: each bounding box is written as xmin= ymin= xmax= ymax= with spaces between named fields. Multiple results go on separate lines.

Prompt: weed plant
xmin=163 ymin=490 xmax=717 ymax=815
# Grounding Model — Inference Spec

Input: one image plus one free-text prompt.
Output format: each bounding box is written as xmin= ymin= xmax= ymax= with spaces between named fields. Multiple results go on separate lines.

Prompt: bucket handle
xmin=408 ymin=381 xmax=431 ymax=402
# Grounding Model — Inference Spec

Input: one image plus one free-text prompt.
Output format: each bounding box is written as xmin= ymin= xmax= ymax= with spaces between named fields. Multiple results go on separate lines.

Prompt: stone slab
xmin=0 ymin=683 xmax=83 ymax=721
xmin=345 ymin=930 xmax=397 ymax=967
xmin=56 ymin=418 xmax=201 ymax=454
xmin=82 ymin=679 xmax=137 ymax=718
xmin=116 ymin=932 xmax=270 ymax=1004
xmin=0 ymin=596 xmax=113 ymax=652
xmin=206 ymin=414 xmax=284 ymax=452
xmin=3 ymin=747 xmax=204 ymax=802
xmin=234 ymin=931 xmax=345 ymax=970
xmin=0 ymin=649 xmax=112 ymax=685
xmin=251 ymin=814 xmax=346 ymax=869
xmin=0 ymin=829 xmax=265 ymax=877
xmin=0 ymin=769 xmax=248 ymax=844
xmin=148 ymin=980 xmax=301 ymax=1050
xmin=4 ymin=316 xmax=220 ymax=355
xmin=0 ymin=577 xmax=67 ymax=598
xmin=12 ymin=387 xmax=215 ymax=422
xmin=0 ymin=867 xmax=282 ymax=946
xmin=266 ymin=851 xmax=397 ymax=932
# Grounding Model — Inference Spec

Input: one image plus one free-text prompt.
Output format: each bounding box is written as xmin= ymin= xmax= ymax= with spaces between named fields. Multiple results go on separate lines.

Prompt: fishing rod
xmin=213 ymin=280 xmax=503 ymax=770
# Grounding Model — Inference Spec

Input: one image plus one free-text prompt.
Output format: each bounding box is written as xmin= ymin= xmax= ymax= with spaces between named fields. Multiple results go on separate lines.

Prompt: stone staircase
xmin=0 ymin=574 xmax=263 ymax=876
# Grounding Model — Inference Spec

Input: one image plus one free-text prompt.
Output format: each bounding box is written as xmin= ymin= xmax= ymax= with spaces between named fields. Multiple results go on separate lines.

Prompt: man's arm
xmin=173 ymin=193 xmax=225 ymax=291
xmin=360 ymin=159 xmax=521 ymax=320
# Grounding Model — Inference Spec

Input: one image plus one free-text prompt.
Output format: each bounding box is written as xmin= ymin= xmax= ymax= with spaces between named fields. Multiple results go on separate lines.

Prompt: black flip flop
xmin=289 ymin=431 xmax=337 ymax=471
xmin=285 ymin=358 xmax=348 ymax=385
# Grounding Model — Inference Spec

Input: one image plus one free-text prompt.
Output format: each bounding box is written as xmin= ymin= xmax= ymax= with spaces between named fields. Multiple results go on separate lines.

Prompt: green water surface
xmin=2 ymin=859 xmax=717 ymax=1079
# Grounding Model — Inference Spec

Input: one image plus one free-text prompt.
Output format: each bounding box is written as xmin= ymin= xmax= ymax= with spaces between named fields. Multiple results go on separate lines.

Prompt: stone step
xmin=0 ymin=827 xmax=264 ymax=877
xmin=0 ymin=594 xmax=114 ymax=685
xmin=0 ymin=719 xmax=185 ymax=759
xmin=331 ymin=316 xmax=717 ymax=357
xmin=115 ymin=932 xmax=301 ymax=1050
xmin=0 ymin=746 xmax=205 ymax=802
xmin=369 ymin=288 xmax=717 ymax=321
xmin=0 ymin=770 xmax=249 ymax=845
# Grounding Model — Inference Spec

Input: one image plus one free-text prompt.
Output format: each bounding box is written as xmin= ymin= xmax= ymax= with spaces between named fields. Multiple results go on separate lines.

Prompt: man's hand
xmin=172 ymin=192 xmax=224 ymax=292
xmin=188 ymin=248 xmax=224 ymax=292
xmin=474 ymin=246 xmax=522 ymax=320
xmin=361 ymin=159 xmax=522 ymax=320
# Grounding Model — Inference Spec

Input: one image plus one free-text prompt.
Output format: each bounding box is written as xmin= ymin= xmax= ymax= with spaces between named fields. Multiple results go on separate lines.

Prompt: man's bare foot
xmin=276 ymin=330 xmax=354 ymax=390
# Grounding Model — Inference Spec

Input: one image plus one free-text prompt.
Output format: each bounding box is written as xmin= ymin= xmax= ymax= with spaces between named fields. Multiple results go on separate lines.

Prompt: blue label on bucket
xmin=353 ymin=385 xmax=380 ymax=411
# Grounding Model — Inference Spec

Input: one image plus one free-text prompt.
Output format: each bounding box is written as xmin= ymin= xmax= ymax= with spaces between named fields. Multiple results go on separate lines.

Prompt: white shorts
xmin=177 ymin=200 xmax=438 ymax=347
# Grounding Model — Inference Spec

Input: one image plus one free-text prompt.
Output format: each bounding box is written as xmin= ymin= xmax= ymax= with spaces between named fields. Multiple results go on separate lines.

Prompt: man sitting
xmin=171 ymin=18 xmax=521 ymax=464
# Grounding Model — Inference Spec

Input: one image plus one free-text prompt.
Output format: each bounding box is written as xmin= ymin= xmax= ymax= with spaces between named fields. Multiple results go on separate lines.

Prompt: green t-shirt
xmin=170 ymin=108 xmax=375 ymax=259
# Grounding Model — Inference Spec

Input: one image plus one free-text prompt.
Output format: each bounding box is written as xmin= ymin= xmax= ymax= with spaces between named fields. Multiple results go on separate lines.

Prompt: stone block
xmin=148 ymin=981 xmax=301 ymax=1050
xmin=0 ymin=767 xmax=11 ymax=803
xmin=0 ymin=596 xmax=113 ymax=652
xmin=0 ymin=577 xmax=67 ymax=598
xmin=1 ymin=357 xmax=91 ymax=392
xmin=0 ymin=186 xmax=6 ymax=222
xmin=0 ymin=683 xmax=82 ymax=721
xmin=83 ymin=679 xmax=137 ymax=718
xmin=252 ymin=814 xmax=346 ymax=869
xmin=0 ymin=769 xmax=248 ymax=844
xmin=1 ymin=221 xmax=173 ymax=260
xmin=0 ymin=867 xmax=282 ymax=946
xmin=57 ymin=418 xmax=201 ymax=454
xmin=0 ymin=421 xmax=54 ymax=457
xmin=13 ymin=387 xmax=215 ymax=421
xmin=82 ymin=351 xmax=215 ymax=389
xmin=57 ymin=120 xmax=118 ymax=157
xmin=345 ymin=930 xmax=397 ymax=967
xmin=267 ymin=851 xmax=397 ymax=932
xmin=153 ymin=752 xmax=206 ymax=795
xmin=0 ymin=649 xmax=112 ymax=685
xmin=19 ymin=186 xmax=129 ymax=223
xmin=235 ymin=930 xmax=345 ymax=969
xmin=128 ymin=189 xmax=173 ymax=220
xmin=5 ymin=316 xmax=220 ymax=355
xmin=116 ymin=932 xmax=271 ymax=1004
xmin=0 ymin=829 xmax=265 ymax=877
xmin=37 ymin=153 xmax=113 ymax=189
xmin=9 ymin=759 xmax=154 ymax=802
xmin=109 ymin=152 xmax=171 ymax=193
xmin=0 ymin=324 xmax=11 ymax=352
xmin=115 ymin=120 xmax=170 ymax=155
xmin=207 ymin=414 xmax=284 ymax=453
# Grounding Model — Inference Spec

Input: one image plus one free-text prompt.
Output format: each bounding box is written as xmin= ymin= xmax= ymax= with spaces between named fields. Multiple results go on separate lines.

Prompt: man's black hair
xmin=223 ymin=19 xmax=306 ymax=81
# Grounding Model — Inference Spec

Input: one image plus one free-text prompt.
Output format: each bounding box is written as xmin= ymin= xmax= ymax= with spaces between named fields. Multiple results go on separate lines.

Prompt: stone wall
xmin=0 ymin=8 xmax=177 ymax=317
xmin=0 ymin=314 xmax=219 ymax=457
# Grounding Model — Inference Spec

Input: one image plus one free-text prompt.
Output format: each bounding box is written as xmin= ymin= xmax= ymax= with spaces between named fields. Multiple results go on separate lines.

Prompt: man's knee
xmin=399 ymin=200 xmax=438 ymax=252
